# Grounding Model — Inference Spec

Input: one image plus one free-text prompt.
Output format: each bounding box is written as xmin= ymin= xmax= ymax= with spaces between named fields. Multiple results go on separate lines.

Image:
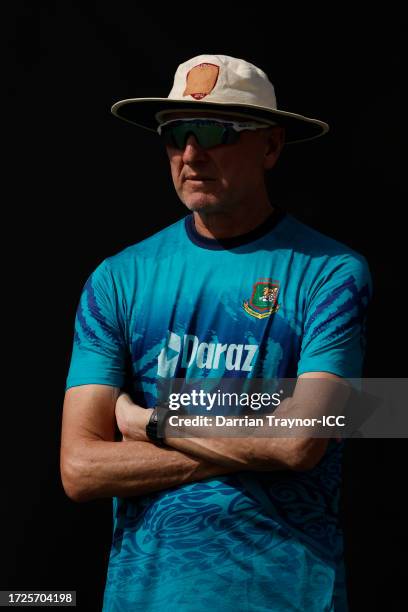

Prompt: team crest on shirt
xmin=243 ymin=279 xmax=280 ymax=319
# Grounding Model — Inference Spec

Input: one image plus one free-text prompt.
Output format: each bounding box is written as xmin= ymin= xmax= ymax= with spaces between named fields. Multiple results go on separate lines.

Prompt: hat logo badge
xmin=183 ymin=63 xmax=219 ymax=100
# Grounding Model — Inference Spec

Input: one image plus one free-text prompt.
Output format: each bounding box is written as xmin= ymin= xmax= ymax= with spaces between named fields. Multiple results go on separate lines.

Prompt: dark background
xmin=5 ymin=2 xmax=407 ymax=610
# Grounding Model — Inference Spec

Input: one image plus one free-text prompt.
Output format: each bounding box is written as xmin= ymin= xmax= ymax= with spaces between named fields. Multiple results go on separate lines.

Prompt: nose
xmin=182 ymin=134 xmax=208 ymax=163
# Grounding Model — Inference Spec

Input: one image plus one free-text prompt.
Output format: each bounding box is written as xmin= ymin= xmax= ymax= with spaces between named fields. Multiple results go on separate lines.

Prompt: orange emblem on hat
xmin=183 ymin=63 xmax=219 ymax=100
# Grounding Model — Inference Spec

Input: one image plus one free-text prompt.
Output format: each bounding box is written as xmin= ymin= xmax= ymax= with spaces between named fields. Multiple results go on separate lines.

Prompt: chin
xmin=182 ymin=195 xmax=224 ymax=213
xmin=186 ymin=202 xmax=227 ymax=214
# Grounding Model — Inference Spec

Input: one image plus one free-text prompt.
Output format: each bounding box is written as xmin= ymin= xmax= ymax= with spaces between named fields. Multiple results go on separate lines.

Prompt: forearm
xmin=162 ymin=433 xmax=304 ymax=471
xmin=123 ymin=407 xmax=311 ymax=471
xmin=160 ymin=400 xmax=325 ymax=471
xmin=61 ymin=438 xmax=240 ymax=503
xmin=160 ymin=378 xmax=349 ymax=469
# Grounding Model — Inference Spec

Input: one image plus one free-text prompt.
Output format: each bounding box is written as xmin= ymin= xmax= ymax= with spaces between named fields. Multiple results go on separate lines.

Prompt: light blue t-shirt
xmin=65 ymin=208 xmax=372 ymax=611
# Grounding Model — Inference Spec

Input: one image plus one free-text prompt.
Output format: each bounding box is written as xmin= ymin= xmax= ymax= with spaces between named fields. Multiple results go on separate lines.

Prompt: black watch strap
xmin=146 ymin=406 xmax=169 ymax=446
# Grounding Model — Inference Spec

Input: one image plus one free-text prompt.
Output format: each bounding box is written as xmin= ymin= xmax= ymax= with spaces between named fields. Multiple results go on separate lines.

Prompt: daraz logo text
xmin=158 ymin=332 xmax=258 ymax=377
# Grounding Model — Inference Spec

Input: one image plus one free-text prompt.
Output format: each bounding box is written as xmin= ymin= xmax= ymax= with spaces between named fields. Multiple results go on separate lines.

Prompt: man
xmin=61 ymin=54 xmax=372 ymax=611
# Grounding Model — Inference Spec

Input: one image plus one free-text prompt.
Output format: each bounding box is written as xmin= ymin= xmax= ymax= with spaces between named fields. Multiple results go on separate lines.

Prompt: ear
xmin=264 ymin=127 xmax=285 ymax=170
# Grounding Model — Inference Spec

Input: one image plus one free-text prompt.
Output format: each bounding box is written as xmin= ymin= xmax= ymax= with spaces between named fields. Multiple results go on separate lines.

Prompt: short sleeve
xmin=297 ymin=254 xmax=372 ymax=378
xmin=65 ymin=258 xmax=127 ymax=390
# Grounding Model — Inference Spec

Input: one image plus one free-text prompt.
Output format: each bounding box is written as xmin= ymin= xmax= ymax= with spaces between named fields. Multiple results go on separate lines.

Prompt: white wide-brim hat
xmin=111 ymin=54 xmax=329 ymax=145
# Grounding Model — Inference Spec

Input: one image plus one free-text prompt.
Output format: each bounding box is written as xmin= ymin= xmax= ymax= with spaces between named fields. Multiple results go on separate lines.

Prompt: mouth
xmin=185 ymin=176 xmax=215 ymax=182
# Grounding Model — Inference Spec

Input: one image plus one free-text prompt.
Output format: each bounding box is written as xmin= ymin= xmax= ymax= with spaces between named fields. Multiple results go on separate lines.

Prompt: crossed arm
xmin=60 ymin=373 xmax=349 ymax=502
xmin=60 ymin=385 xmax=240 ymax=502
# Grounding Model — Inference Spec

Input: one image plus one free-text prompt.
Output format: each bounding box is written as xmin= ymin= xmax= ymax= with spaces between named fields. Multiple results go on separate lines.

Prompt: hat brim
xmin=111 ymin=98 xmax=329 ymax=145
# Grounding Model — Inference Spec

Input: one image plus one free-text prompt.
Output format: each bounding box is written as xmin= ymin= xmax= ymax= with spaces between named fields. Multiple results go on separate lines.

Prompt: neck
xmin=193 ymin=190 xmax=274 ymax=240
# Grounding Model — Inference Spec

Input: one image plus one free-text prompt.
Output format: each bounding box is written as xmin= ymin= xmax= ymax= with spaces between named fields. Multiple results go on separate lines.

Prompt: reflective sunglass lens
xmin=160 ymin=123 xmax=240 ymax=149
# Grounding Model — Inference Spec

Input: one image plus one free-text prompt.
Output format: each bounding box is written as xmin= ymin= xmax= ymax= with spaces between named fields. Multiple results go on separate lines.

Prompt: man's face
xmin=162 ymin=111 xmax=285 ymax=214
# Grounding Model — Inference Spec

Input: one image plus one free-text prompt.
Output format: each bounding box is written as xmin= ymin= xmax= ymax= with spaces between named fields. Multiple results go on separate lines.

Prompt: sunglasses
xmin=157 ymin=118 xmax=273 ymax=150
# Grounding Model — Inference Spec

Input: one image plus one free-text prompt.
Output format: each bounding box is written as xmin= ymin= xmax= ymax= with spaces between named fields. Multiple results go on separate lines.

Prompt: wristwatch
xmin=146 ymin=405 xmax=169 ymax=446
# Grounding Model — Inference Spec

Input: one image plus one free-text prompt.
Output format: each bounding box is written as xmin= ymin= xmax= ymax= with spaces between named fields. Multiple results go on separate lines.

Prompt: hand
xmin=115 ymin=392 xmax=153 ymax=442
